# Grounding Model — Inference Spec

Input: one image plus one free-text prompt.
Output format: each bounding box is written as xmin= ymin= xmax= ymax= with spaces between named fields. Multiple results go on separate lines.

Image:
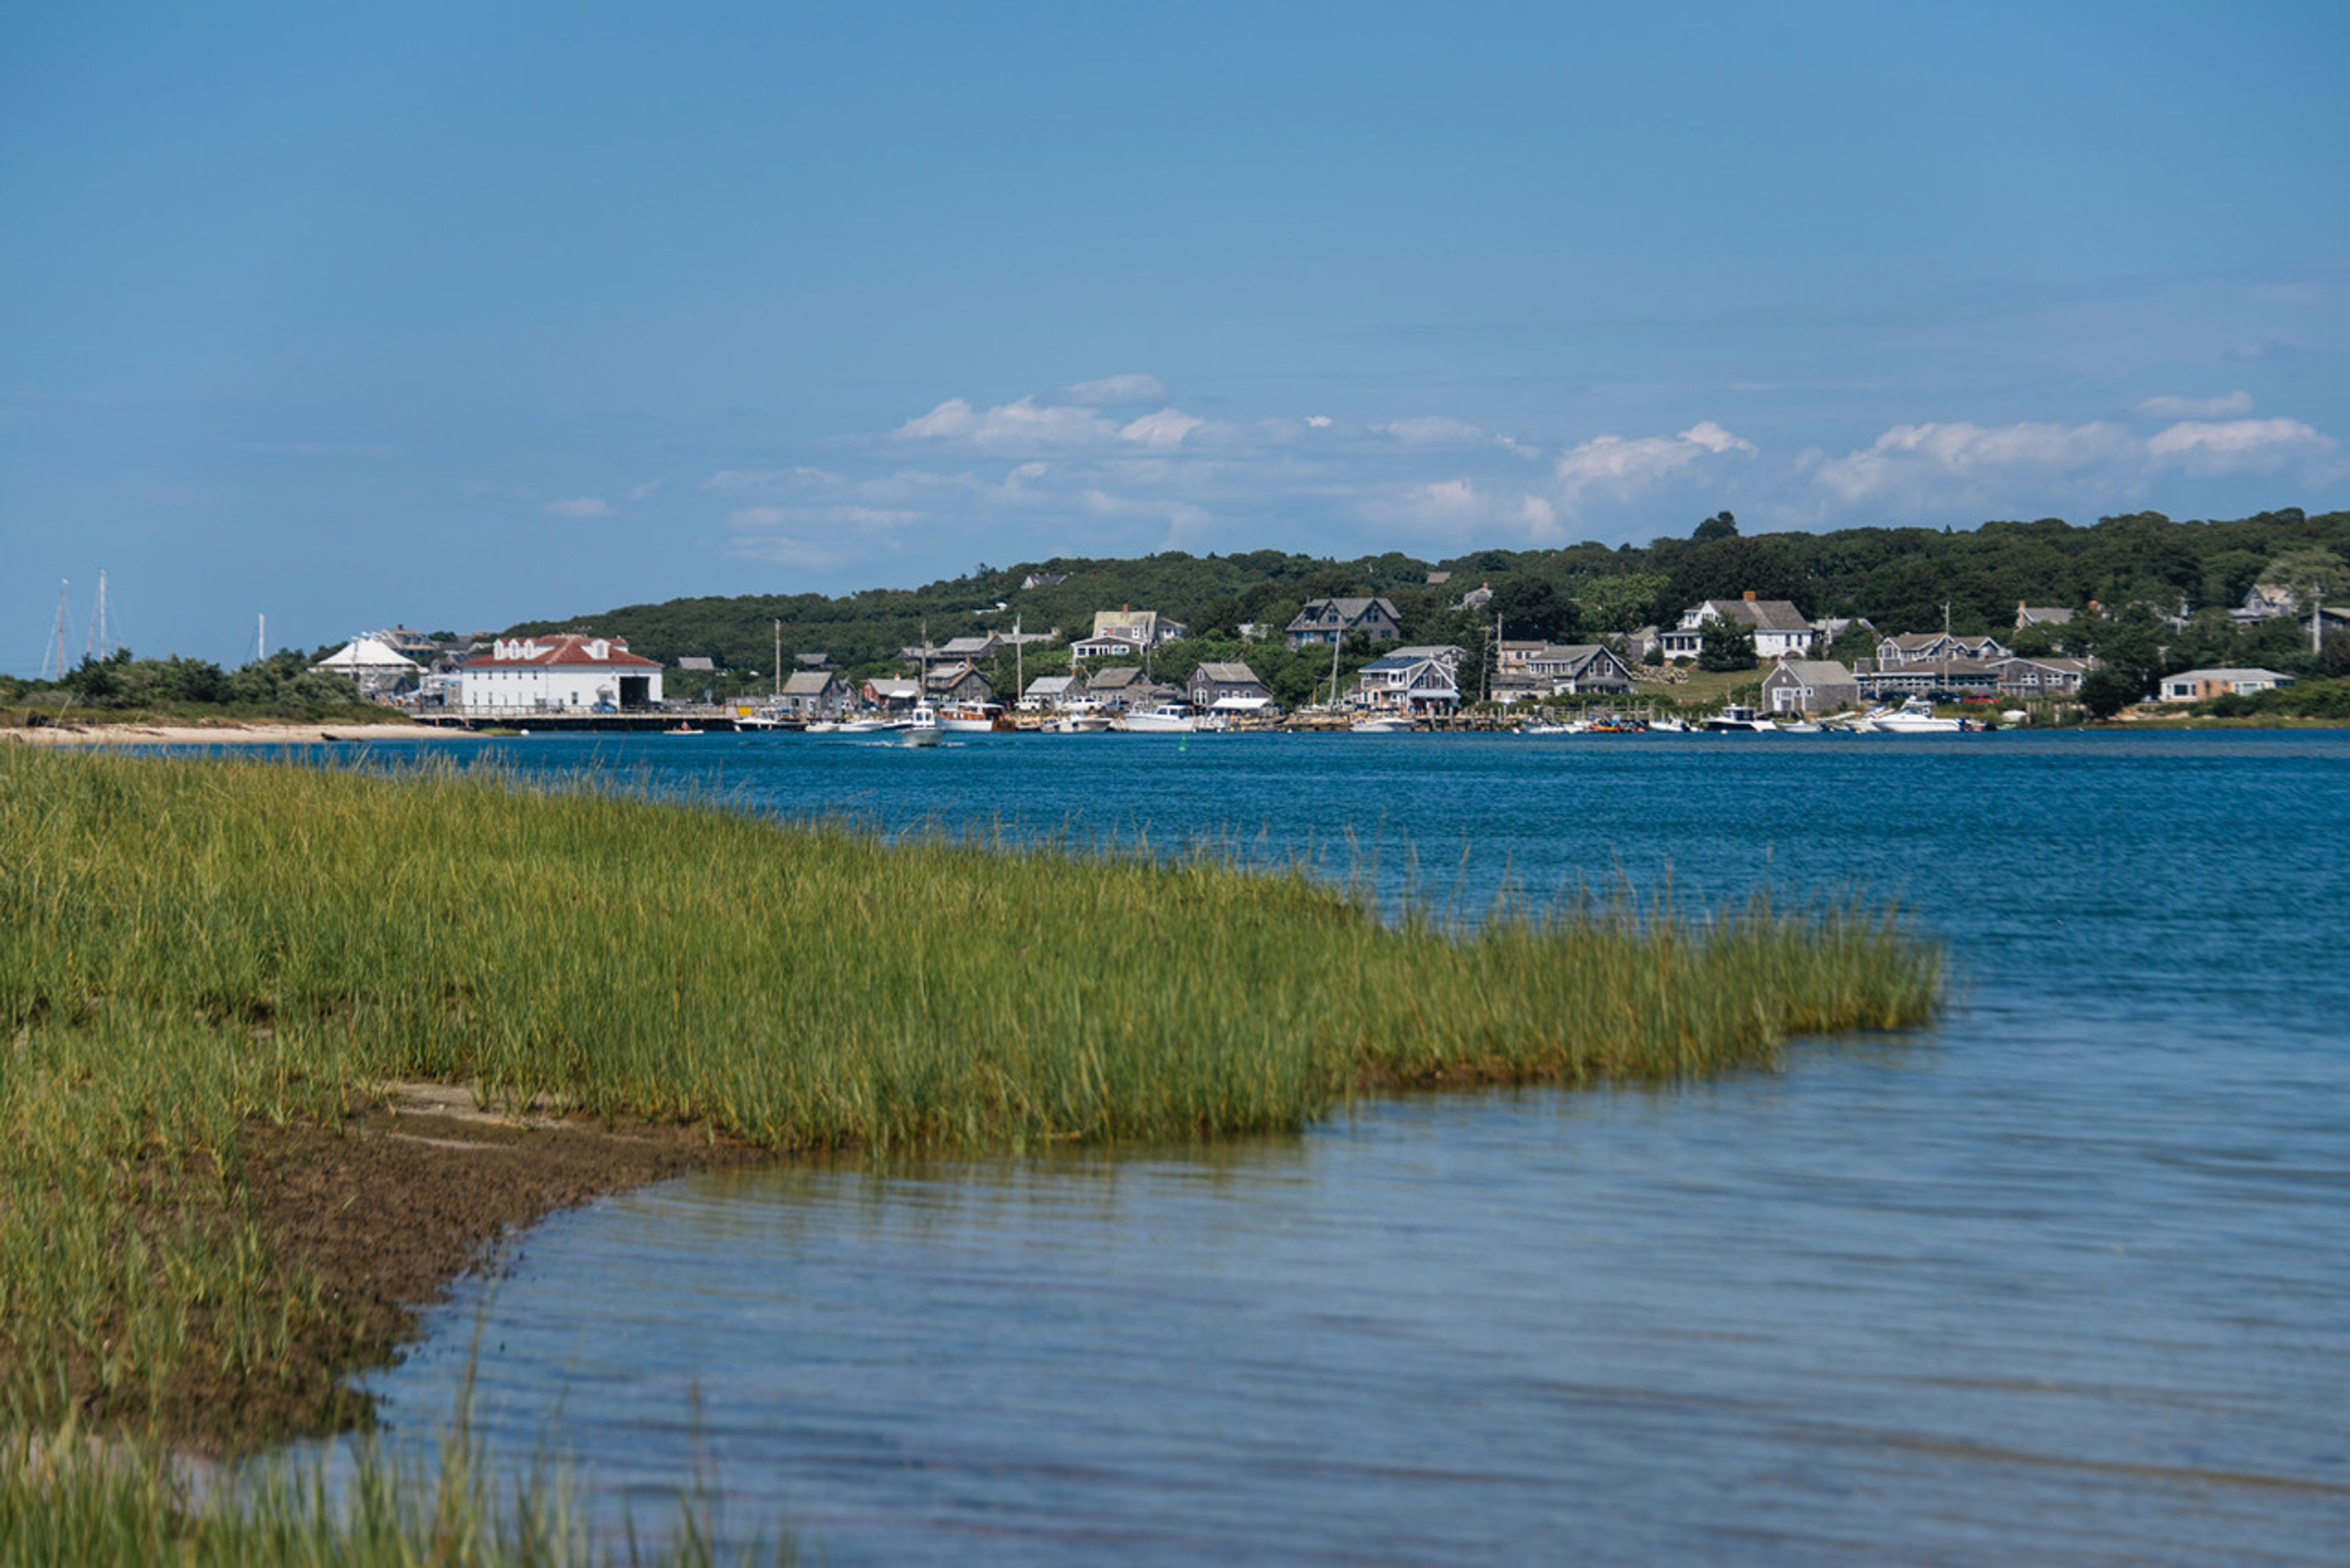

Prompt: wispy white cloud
xmin=1117 ymin=408 xmax=1206 ymax=449
xmin=1378 ymin=416 xmax=1488 ymax=446
xmin=1554 ymin=422 xmax=1757 ymax=506
xmin=1063 ymin=373 xmax=1167 ymax=406
xmin=545 ymin=496 xmax=613 ymax=518
xmin=2146 ymin=417 xmax=2332 ymax=472
xmin=892 ymin=397 xmax=1120 ymax=451
xmin=625 ymin=478 xmax=664 ymax=501
xmin=1811 ymin=421 xmax=2134 ymax=504
xmin=2137 ymin=391 xmax=2253 ymax=419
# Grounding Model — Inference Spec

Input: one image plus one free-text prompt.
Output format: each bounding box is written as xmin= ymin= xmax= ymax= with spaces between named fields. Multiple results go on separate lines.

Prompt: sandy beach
xmin=4 ymin=720 xmax=481 ymax=746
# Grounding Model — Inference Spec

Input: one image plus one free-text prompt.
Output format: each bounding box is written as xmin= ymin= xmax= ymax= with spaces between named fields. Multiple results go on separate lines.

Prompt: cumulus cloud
xmin=545 ymin=496 xmax=612 ymax=518
xmin=1305 ymin=415 xmax=1333 ymax=428
xmin=2146 ymin=417 xmax=2332 ymax=472
xmin=1063 ymin=373 xmax=1167 ymax=406
xmin=1811 ymin=422 xmax=2134 ymax=504
xmin=1554 ymin=422 xmax=1757 ymax=504
xmin=2137 ymin=391 xmax=2253 ymax=419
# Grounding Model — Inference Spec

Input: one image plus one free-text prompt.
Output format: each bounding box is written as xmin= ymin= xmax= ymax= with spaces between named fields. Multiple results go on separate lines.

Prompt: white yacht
xmin=1122 ymin=702 xmax=1198 ymax=733
xmin=1701 ymin=704 xmax=1775 ymax=733
xmin=1870 ymin=697 xmax=1963 ymax=734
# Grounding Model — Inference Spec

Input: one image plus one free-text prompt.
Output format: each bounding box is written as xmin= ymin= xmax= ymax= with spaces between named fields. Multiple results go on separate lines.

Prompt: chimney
xmin=1742 ymin=591 xmax=1756 ymax=602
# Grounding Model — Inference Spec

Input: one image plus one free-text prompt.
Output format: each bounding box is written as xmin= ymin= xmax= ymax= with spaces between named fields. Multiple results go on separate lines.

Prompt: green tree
xmin=1692 ymin=510 xmax=1739 ymax=544
xmin=1698 ymin=622 xmax=1757 ymax=671
xmin=2260 ymin=545 xmax=2349 ymax=610
xmin=2077 ymin=666 xmax=2138 ymax=720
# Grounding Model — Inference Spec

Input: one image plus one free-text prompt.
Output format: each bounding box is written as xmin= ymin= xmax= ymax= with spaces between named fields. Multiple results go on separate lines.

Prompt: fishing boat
xmin=1123 ymin=701 xmax=1198 ymax=733
xmin=903 ymin=701 xmax=942 ymax=746
xmin=1869 ymin=696 xmax=1963 ymax=734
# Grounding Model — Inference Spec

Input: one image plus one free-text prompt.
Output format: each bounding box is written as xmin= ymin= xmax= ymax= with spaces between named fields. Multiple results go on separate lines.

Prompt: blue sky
xmin=4 ymin=1 xmax=2345 ymax=669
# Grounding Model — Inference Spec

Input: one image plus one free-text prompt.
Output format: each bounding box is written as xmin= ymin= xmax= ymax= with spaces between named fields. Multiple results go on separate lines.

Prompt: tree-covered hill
xmin=504 ymin=508 xmax=2348 ymax=689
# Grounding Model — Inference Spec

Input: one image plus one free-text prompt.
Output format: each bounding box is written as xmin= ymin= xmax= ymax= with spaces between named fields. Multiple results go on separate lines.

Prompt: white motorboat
xmin=839 ymin=715 xmax=899 ymax=734
xmin=804 ymin=720 xmax=841 ymax=734
xmin=938 ymin=701 xmax=1005 ymax=734
xmin=1122 ymin=702 xmax=1198 ymax=733
xmin=1775 ymin=719 xmax=1823 ymax=734
xmin=903 ymin=701 xmax=942 ymax=745
xmin=1351 ymin=714 xmax=1416 ymax=733
xmin=1053 ymin=712 xmax=1113 ymax=733
xmin=1701 ymin=704 xmax=1775 ymax=733
xmin=1646 ymin=716 xmax=1690 ymax=733
xmin=1870 ymin=697 xmax=1963 ymax=734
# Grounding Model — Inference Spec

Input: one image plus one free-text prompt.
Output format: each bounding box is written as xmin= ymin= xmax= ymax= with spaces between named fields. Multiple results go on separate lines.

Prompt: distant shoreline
xmin=4 ymin=719 xmax=484 ymax=746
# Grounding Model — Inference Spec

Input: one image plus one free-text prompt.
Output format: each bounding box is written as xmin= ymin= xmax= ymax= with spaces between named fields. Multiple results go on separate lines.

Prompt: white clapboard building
xmin=457 ymin=634 xmax=664 ymax=713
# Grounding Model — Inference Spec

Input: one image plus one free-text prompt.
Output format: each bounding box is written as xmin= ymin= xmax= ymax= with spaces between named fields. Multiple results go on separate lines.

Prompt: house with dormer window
xmin=1658 ymin=594 xmax=1819 ymax=662
xmin=1348 ymin=645 xmax=1463 ymax=714
xmin=1286 ymin=597 xmax=1404 ymax=649
xmin=457 ymin=634 xmax=663 ymax=713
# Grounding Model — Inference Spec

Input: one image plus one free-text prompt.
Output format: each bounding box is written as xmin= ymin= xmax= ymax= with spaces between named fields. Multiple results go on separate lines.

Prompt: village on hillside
xmin=299 ymin=570 xmax=2337 ymax=733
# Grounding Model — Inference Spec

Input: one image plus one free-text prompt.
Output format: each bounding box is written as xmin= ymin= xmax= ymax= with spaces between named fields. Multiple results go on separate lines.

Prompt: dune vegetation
xmin=0 ymin=744 xmax=1938 ymax=1558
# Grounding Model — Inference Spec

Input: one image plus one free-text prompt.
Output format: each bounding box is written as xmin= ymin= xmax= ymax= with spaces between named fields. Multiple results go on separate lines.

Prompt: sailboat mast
xmin=774 ymin=618 xmax=781 ymax=699
xmin=45 ymin=581 xmax=69 ymax=681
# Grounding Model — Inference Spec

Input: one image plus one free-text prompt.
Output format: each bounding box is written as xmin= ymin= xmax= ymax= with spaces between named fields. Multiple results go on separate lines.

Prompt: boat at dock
xmin=1701 ymin=705 xmax=1775 ymax=733
xmin=1122 ymin=702 xmax=1198 ymax=733
xmin=1869 ymin=697 xmax=1963 ymax=734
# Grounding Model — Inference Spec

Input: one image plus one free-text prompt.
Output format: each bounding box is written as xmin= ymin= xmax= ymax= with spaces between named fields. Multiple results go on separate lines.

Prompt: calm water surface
xmin=330 ymin=731 xmax=2349 ymax=1563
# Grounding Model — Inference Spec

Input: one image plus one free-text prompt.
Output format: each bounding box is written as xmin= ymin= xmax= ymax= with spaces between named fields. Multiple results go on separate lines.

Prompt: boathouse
xmin=456 ymin=635 xmax=662 ymax=713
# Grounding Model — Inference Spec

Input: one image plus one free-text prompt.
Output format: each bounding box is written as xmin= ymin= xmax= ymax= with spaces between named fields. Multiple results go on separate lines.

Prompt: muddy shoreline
xmin=175 ymin=1091 xmax=768 ymax=1454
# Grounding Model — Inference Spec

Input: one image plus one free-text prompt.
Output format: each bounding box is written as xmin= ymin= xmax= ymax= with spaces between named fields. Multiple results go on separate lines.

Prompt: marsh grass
xmin=1 ymin=744 xmax=1938 ymax=1535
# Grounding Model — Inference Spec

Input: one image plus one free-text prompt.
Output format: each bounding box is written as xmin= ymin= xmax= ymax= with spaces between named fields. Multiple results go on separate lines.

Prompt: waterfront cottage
xmin=1761 ymin=659 xmax=1860 ymax=715
xmin=457 ymin=634 xmax=663 ymax=713
xmin=2158 ymin=667 xmax=2294 ymax=703
xmin=1658 ymin=594 xmax=1819 ymax=662
xmin=925 ymin=662 xmax=994 ymax=704
xmin=1349 ymin=646 xmax=1464 ymax=714
xmin=1187 ymin=661 xmax=1275 ymax=714
xmin=1021 ymin=674 xmax=1079 ymax=710
xmin=1072 ymin=608 xmax=1186 ymax=663
xmin=780 ymin=670 xmax=849 ymax=719
xmin=862 ymin=676 xmax=920 ymax=713
xmin=1524 ymin=643 xmax=1635 ymax=695
xmin=1875 ymin=631 xmax=2013 ymax=666
xmin=1286 ymin=597 xmax=1404 ymax=649
xmin=1086 ymin=665 xmax=1177 ymax=711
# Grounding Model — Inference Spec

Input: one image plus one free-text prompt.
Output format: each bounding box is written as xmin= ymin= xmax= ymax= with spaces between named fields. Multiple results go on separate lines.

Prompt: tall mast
xmin=258 ymin=612 xmax=266 ymax=664
xmin=85 ymin=570 xmax=111 ymax=660
xmin=773 ymin=618 xmax=781 ymax=698
xmin=44 ymin=581 xmax=69 ymax=681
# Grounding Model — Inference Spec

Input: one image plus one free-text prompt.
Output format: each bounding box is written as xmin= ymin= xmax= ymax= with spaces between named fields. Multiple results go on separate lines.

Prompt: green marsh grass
xmin=1 ymin=744 xmax=1938 ymax=1547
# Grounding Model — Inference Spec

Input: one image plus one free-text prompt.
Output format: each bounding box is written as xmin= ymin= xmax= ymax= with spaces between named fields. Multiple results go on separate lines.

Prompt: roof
xmin=466 ymin=635 xmax=659 ymax=670
xmin=1769 ymin=660 xmax=1857 ymax=684
xmin=1530 ymin=643 xmax=1613 ymax=665
xmin=863 ymin=678 xmax=920 ymax=698
xmin=936 ymin=636 xmax=998 ymax=656
xmin=1192 ymin=662 xmax=1263 ymax=684
xmin=2164 ymin=667 xmax=2292 ymax=683
xmin=675 ymin=655 xmax=717 ymax=671
xmin=1704 ymin=598 xmax=1811 ymax=633
xmin=313 ymin=637 xmax=420 ymax=671
xmin=1024 ymin=674 xmax=1076 ymax=695
xmin=2016 ymin=606 xmax=2075 ymax=625
xmin=1087 ymin=665 xmax=1154 ymax=689
xmin=781 ymin=671 xmax=840 ymax=695
xmin=1287 ymin=597 xmax=1400 ymax=628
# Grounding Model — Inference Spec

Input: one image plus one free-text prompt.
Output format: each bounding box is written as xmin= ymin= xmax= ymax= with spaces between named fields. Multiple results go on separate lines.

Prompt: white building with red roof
xmin=457 ymin=634 xmax=664 ymax=714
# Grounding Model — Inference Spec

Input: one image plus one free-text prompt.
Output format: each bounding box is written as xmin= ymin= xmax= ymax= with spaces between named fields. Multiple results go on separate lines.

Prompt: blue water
xmin=324 ymin=730 xmax=2350 ymax=1562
